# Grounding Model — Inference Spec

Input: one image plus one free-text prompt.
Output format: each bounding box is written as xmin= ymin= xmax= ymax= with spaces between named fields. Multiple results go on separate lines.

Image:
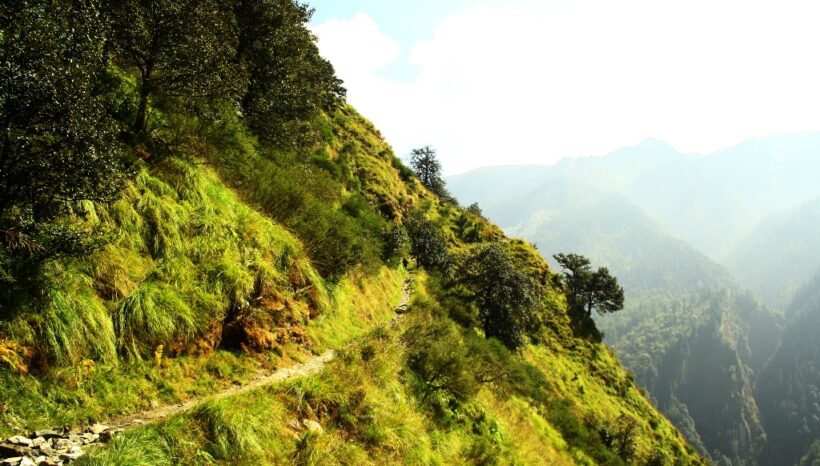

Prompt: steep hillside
xmin=0 ymin=2 xmax=702 ymax=464
xmin=756 ymin=273 xmax=820 ymax=466
xmin=726 ymin=197 xmax=820 ymax=308
xmin=0 ymin=105 xmax=703 ymax=465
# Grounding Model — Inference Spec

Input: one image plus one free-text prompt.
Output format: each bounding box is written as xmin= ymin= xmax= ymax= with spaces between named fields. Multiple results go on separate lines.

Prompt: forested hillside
xmin=448 ymin=174 xmax=783 ymax=464
xmin=727 ymin=198 xmax=820 ymax=308
xmin=0 ymin=1 xmax=702 ymax=464
xmin=756 ymin=273 xmax=820 ymax=466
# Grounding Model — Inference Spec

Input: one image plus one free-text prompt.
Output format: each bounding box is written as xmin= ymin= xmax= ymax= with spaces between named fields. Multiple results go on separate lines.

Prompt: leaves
xmin=409 ymin=146 xmax=447 ymax=197
xmin=554 ymin=253 xmax=624 ymax=317
xmin=459 ymin=243 xmax=538 ymax=350
xmin=0 ymin=0 xmax=127 ymax=274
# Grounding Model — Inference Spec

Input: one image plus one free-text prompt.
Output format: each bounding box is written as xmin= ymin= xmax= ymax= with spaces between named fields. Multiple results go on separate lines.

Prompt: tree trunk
xmin=133 ymin=63 xmax=153 ymax=135
xmin=133 ymin=86 xmax=149 ymax=135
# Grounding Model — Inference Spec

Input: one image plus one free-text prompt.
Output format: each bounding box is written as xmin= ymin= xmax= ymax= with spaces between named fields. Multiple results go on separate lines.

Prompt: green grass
xmin=0 ymin=100 xmax=703 ymax=465
xmin=77 ymin=273 xmax=701 ymax=466
xmin=0 ymin=147 xmax=406 ymax=437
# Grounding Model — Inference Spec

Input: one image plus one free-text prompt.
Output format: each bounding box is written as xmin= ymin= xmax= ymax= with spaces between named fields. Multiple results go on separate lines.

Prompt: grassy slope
xmin=77 ymin=271 xmax=700 ymax=465
xmin=2 ymin=106 xmax=700 ymax=465
xmin=0 ymin=106 xmax=409 ymax=437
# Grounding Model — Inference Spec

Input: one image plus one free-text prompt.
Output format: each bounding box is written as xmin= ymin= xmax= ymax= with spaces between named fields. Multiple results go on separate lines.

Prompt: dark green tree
xmin=466 ymin=202 xmax=484 ymax=217
xmin=460 ymin=243 xmax=538 ymax=350
xmin=233 ymin=0 xmax=345 ymax=148
xmin=0 ymin=0 xmax=126 ymax=277
xmin=409 ymin=146 xmax=447 ymax=196
xmin=105 ymin=0 xmax=244 ymax=135
xmin=553 ymin=253 xmax=624 ymax=340
xmin=405 ymin=211 xmax=451 ymax=272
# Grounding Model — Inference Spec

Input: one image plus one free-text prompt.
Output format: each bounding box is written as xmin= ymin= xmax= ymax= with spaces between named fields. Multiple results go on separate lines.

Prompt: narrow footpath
xmin=0 ymin=277 xmax=413 ymax=466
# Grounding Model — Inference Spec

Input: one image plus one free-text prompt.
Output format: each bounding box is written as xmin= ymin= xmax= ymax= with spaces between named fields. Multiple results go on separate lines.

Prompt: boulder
xmin=302 ymin=419 xmax=323 ymax=434
xmin=6 ymin=437 xmax=31 ymax=447
xmin=88 ymin=424 xmax=108 ymax=435
xmin=59 ymin=451 xmax=83 ymax=462
xmin=31 ymin=432 xmax=59 ymax=441
xmin=0 ymin=444 xmax=26 ymax=458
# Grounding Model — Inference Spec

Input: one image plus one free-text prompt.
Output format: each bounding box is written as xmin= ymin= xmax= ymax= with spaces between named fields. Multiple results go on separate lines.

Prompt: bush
xmin=381 ymin=223 xmax=409 ymax=264
xmin=458 ymin=243 xmax=538 ymax=350
xmin=405 ymin=211 xmax=452 ymax=272
xmin=403 ymin=314 xmax=480 ymax=403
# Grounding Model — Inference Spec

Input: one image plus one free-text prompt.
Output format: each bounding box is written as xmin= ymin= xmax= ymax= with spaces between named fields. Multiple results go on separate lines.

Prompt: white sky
xmin=312 ymin=0 xmax=820 ymax=175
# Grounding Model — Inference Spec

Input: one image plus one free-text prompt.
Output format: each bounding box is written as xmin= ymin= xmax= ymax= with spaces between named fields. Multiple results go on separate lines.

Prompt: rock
xmin=0 ymin=458 xmax=23 ymax=466
xmin=302 ymin=419 xmax=323 ymax=434
xmin=98 ymin=429 xmax=119 ymax=443
xmin=0 ymin=443 xmax=26 ymax=457
xmin=59 ymin=451 xmax=83 ymax=462
xmin=68 ymin=446 xmax=81 ymax=454
xmin=18 ymin=458 xmax=35 ymax=466
xmin=88 ymin=424 xmax=108 ymax=435
xmin=53 ymin=439 xmax=73 ymax=450
xmin=6 ymin=437 xmax=32 ymax=447
xmin=79 ymin=433 xmax=97 ymax=444
xmin=31 ymin=431 xmax=59 ymax=441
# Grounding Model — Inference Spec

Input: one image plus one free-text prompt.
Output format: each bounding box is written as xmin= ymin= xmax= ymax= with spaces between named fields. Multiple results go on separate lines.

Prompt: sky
xmin=308 ymin=0 xmax=820 ymax=175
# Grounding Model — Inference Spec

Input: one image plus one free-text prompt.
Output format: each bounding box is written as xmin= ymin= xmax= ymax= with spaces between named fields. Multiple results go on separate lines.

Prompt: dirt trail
xmin=0 ymin=276 xmax=413 ymax=465
xmin=113 ymin=275 xmax=413 ymax=429
xmin=110 ymin=349 xmax=336 ymax=430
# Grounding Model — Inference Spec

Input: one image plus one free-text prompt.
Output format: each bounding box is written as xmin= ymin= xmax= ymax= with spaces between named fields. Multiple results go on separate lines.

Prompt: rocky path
xmin=0 ymin=277 xmax=413 ymax=466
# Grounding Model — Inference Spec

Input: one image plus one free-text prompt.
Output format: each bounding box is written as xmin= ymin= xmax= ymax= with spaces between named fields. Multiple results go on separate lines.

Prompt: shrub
xmin=405 ymin=211 xmax=452 ymax=272
xmin=458 ymin=243 xmax=538 ymax=350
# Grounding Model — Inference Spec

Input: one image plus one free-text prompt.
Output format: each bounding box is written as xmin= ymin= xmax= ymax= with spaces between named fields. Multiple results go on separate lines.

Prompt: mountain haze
xmin=450 ymin=133 xmax=820 ymax=261
xmin=449 ymin=133 xmax=820 ymax=465
xmin=727 ymin=197 xmax=820 ymax=308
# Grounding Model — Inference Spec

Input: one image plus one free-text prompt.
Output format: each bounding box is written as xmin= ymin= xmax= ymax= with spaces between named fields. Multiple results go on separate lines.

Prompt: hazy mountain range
xmin=448 ymin=132 xmax=820 ymax=466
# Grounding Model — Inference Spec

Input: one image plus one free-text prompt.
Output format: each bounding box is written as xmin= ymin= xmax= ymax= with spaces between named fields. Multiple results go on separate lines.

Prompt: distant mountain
xmin=450 ymin=132 xmax=820 ymax=261
xmin=756 ymin=272 xmax=820 ymax=466
xmin=726 ymin=197 xmax=820 ymax=308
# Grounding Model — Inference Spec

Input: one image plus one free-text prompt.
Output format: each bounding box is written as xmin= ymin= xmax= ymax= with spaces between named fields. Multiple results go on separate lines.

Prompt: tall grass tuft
xmin=115 ymin=281 xmax=205 ymax=360
xmin=1 ymin=157 xmax=331 ymax=366
xmin=37 ymin=268 xmax=117 ymax=365
xmin=73 ymin=429 xmax=169 ymax=466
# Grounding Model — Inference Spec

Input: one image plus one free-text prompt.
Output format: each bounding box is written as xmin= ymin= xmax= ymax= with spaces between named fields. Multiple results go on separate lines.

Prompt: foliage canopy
xmin=460 ymin=243 xmax=539 ymax=350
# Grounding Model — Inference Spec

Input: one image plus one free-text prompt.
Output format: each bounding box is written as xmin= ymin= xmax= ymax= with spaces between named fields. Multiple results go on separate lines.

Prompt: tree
xmin=234 ymin=0 xmax=345 ymax=148
xmin=553 ymin=253 xmax=624 ymax=317
xmin=0 ymin=0 xmax=126 ymax=276
xmin=466 ymin=202 xmax=484 ymax=217
xmin=106 ymin=0 xmax=244 ymax=136
xmin=460 ymin=243 xmax=539 ymax=350
xmin=405 ymin=211 xmax=451 ymax=272
xmin=409 ymin=146 xmax=447 ymax=196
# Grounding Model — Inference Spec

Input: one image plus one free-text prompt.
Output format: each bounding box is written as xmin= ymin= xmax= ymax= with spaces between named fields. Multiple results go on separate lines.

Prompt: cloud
xmin=313 ymin=1 xmax=820 ymax=175
xmin=310 ymin=13 xmax=399 ymax=80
